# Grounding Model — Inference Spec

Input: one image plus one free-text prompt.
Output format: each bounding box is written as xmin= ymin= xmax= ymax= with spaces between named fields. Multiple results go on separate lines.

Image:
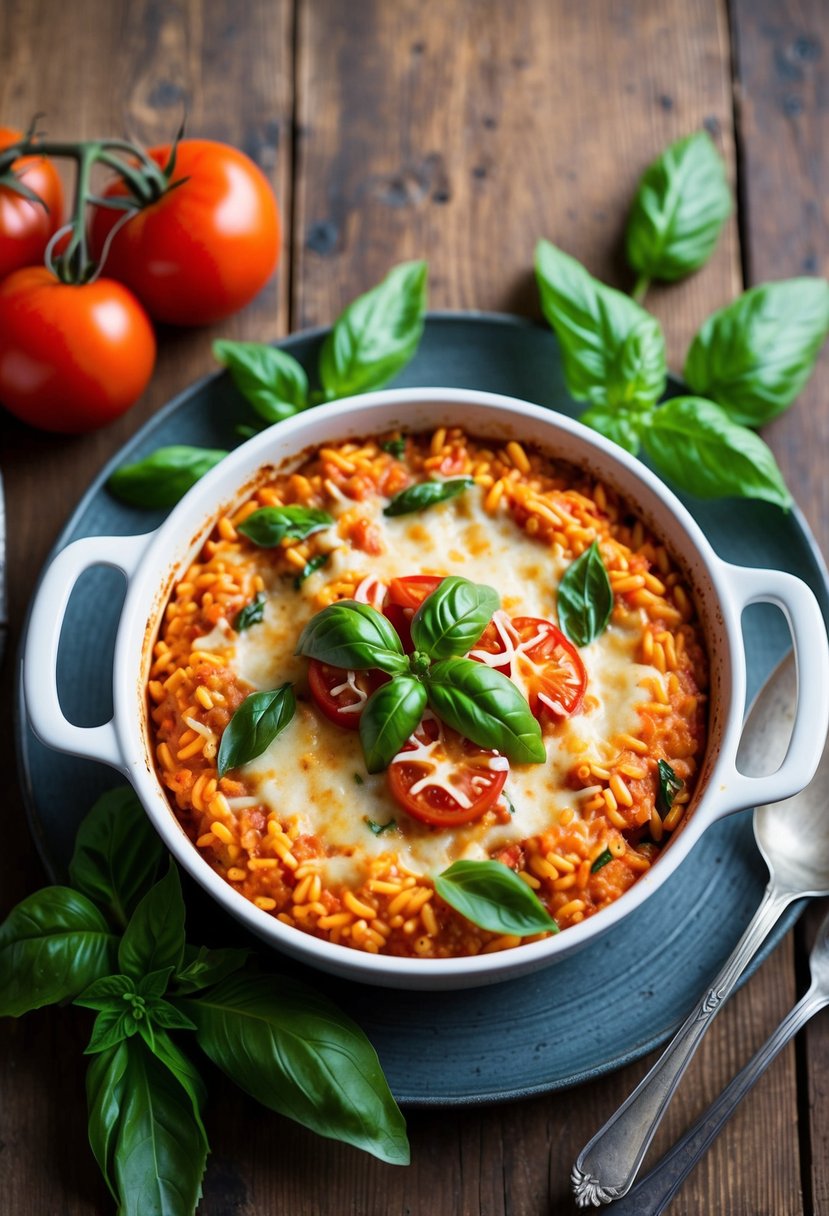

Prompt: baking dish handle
xmin=23 ymin=532 xmax=154 ymax=772
xmin=722 ymin=562 xmax=829 ymax=809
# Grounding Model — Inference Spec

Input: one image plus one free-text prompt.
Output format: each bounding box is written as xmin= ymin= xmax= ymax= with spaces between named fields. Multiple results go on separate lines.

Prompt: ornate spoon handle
xmin=572 ymin=882 xmax=792 ymax=1206
xmin=603 ymin=985 xmax=828 ymax=1216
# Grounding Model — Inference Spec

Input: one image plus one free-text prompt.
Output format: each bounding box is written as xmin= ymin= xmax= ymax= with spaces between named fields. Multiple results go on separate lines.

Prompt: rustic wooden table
xmin=1 ymin=1 xmax=827 ymax=1212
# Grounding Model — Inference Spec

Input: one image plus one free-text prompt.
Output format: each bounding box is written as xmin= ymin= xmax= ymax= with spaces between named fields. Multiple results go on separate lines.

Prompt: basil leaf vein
xmin=217 ymin=683 xmax=296 ymax=776
xmin=214 ymin=339 xmax=310 ymax=424
xmin=108 ymin=446 xmax=228 ymax=509
xmin=296 ymin=601 xmax=408 ymax=675
xmin=683 ymin=278 xmax=829 ymax=426
xmin=557 ymin=541 xmax=613 ymax=647
xmin=424 ymin=657 xmax=545 ymax=764
xmin=435 ymin=860 xmax=558 ymax=935
xmin=535 ymin=238 xmax=667 ymax=410
xmin=625 ymin=131 xmax=731 ymax=282
xmin=642 ymin=397 xmax=792 ymax=508
xmin=411 ymin=575 xmax=499 ymax=660
xmin=359 ymin=676 xmax=427 ymax=773
xmin=238 ymin=505 xmax=333 ymax=547
xmin=384 ymin=477 xmax=474 ymax=517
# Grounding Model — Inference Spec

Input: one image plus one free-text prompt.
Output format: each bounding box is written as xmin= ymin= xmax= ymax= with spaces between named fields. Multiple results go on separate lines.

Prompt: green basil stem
xmin=631 ymin=273 xmax=651 ymax=305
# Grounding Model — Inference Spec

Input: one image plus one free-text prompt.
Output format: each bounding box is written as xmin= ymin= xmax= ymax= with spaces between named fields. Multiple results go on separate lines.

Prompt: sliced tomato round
xmin=472 ymin=613 xmax=587 ymax=719
xmin=387 ymin=716 xmax=508 ymax=827
xmin=382 ymin=574 xmax=444 ymax=652
xmin=307 ymin=660 xmax=385 ymax=729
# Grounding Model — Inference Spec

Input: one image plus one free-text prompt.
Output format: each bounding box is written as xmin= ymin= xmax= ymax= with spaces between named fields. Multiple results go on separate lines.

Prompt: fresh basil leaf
xmin=411 ymin=576 xmax=499 ymax=660
xmin=118 ymin=862 xmax=186 ymax=981
xmin=75 ymin=973 xmax=134 ymax=1011
xmin=138 ymin=1025 xmax=208 ymax=1141
xmin=424 ymin=657 xmax=545 ymax=764
xmin=359 ymin=677 xmax=427 ymax=773
xmin=366 ymin=818 xmax=397 ymax=835
xmin=238 ymin=505 xmax=333 ymax=547
xmin=86 ymin=1037 xmax=207 ymax=1212
xmin=626 ymin=131 xmax=731 ymax=283
xmin=383 ymin=477 xmax=474 ymax=517
xmin=138 ymin=966 xmax=175 ymax=1001
xmin=580 ymin=404 xmax=646 ymax=456
xmin=108 ymin=445 xmax=228 ymax=509
xmin=69 ymin=786 xmax=165 ymax=930
xmin=381 ymin=437 xmax=407 ymax=458
xmin=557 ymin=541 xmax=613 ymax=647
xmin=297 ymin=601 xmax=408 ymax=675
xmin=319 ymin=260 xmax=428 ymax=399
xmin=435 ymin=860 xmax=558 ymax=935
xmin=85 ymin=1007 xmax=136 ymax=1054
xmin=235 ymin=591 xmax=266 ymax=632
xmin=214 ymin=339 xmax=310 ymax=424
xmin=642 ymin=397 xmax=793 ymax=508
xmin=217 ymin=683 xmax=296 ymax=776
xmin=182 ymin=973 xmax=409 ymax=1164
xmin=173 ymin=945 xmax=250 ymax=995
xmin=683 ymin=278 xmax=829 ymax=426
xmin=657 ymin=758 xmax=683 ymax=815
xmin=147 ymin=999 xmax=197 ymax=1032
xmin=535 ymin=239 xmax=667 ymax=409
xmin=0 ymin=888 xmax=118 ymax=1017
xmin=591 ymin=849 xmax=614 ymax=874
xmin=294 ymin=552 xmax=329 ymax=589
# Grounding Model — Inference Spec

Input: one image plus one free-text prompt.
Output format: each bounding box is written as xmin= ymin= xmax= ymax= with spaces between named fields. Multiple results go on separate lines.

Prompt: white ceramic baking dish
xmin=23 ymin=388 xmax=829 ymax=989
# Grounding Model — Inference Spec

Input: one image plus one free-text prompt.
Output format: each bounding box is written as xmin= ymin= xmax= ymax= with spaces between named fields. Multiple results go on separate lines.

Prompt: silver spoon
xmin=591 ymin=902 xmax=829 ymax=1216
xmin=572 ymin=650 xmax=829 ymax=1206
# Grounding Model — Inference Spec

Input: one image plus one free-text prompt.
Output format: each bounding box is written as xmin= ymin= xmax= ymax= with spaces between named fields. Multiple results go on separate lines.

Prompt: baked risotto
xmin=148 ymin=428 xmax=708 ymax=959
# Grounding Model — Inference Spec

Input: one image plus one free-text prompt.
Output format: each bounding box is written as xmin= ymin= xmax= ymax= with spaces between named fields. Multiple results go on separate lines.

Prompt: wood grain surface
xmin=0 ymin=0 xmax=826 ymax=1213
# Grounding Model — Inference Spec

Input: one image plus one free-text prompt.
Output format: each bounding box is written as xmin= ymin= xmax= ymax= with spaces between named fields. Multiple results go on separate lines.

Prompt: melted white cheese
xmin=222 ymin=486 xmax=657 ymax=884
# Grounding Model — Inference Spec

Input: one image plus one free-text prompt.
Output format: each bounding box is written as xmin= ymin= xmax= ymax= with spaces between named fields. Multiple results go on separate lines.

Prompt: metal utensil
xmin=593 ymin=902 xmax=829 ymax=1216
xmin=572 ymin=650 xmax=829 ymax=1206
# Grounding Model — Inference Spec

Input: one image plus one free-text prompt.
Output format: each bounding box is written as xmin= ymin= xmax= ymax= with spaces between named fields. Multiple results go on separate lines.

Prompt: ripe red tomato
xmin=307 ymin=659 xmax=387 ymax=729
xmin=471 ymin=613 xmax=587 ymax=719
xmin=388 ymin=715 xmax=509 ymax=827
xmin=0 ymin=128 xmax=64 ymax=280
xmin=90 ymin=140 xmax=280 ymax=326
xmin=383 ymin=575 xmax=444 ymax=652
xmin=0 ymin=267 xmax=156 ymax=433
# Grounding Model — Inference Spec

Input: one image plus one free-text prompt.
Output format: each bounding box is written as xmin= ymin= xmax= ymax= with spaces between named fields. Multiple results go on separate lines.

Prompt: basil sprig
xmin=0 ymin=786 xmax=409 ymax=1208
xmin=557 ymin=541 xmax=613 ymax=647
xmin=238 ymin=505 xmax=333 ymax=547
xmin=657 ymin=759 xmax=683 ymax=815
xmin=684 ymin=279 xmax=829 ymax=426
xmin=384 ymin=476 xmax=474 ymax=517
xmin=625 ymin=131 xmax=731 ymax=289
xmin=217 ymin=684 xmax=296 ymax=776
xmin=108 ymin=445 xmax=229 ymax=509
xmin=435 ymin=860 xmax=559 ymax=936
xmin=535 ymin=238 xmax=667 ymax=411
xmin=298 ymin=578 xmax=544 ymax=769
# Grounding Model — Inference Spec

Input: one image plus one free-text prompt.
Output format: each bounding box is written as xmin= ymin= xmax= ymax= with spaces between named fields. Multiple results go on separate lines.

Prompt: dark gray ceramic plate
xmin=16 ymin=313 xmax=829 ymax=1105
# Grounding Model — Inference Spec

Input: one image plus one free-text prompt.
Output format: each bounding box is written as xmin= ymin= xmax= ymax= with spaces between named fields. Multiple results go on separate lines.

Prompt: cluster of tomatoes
xmin=0 ymin=129 xmax=280 ymax=433
xmin=307 ymin=574 xmax=588 ymax=828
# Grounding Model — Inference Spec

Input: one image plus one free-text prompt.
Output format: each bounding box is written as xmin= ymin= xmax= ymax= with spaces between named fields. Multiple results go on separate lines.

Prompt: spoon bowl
xmin=738 ymin=651 xmax=829 ymax=896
